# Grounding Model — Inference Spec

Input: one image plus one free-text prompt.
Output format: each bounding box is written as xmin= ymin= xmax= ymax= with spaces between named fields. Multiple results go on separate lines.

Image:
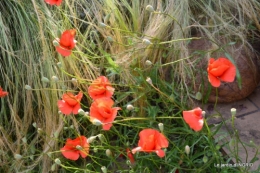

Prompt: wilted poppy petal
xmin=155 ymin=149 xmax=165 ymax=158
xmin=220 ymin=65 xmax=236 ymax=82
xmin=127 ymin=148 xmax=135 ymax=164
xmin=61 ymin=146 xmax=79 ymax=161
xmin=58 ymin=100 xmax=73 ymax=115
xmin=208 ymin=73 xmax=221 ymax=87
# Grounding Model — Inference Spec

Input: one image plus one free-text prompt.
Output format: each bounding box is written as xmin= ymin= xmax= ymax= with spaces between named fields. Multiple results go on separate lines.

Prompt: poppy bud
xmin=71 ymin=78 xmax=77 ymax=84
xmin=142 ymin=38 xmax=151 ymax=45
xmin=203 ymin=155 xmax=208 ymax=163
xmin=231 ymin=108 xmax=236 ymax=116
xmin=94 ymin=147 xmax=98 ymax=153
xmin=202 ymin=111 xmax=206 ymax=118
xmin=92 ymin=119 xmax=102 ymax=126
xmin=104 ymin=13 xmax=111 ymax=24
xmin=51 ymin=163 xmax=56 ymax=171
xmin=54 ymin=158 xmax=61 ymax=165
xmin=30 ymin=155 xmax=34 ymax=161
xmin=37 ymin=128 xmax=42 ymax=134
xmin=76 ymin=145 xmax=83 ymax=150
xmin=229 ymin=138 xmax=236 ymax=148
xmin=185 ymin=145 xmax=190 ymax=155
xmin=195 ymin=92 xmax=202 ymax=100
xmin=41 ymin=77 xmax=50 ymax=83
xmin=14 ymin=154 xmax=22 ymax=160
xmin=145 ymin=60 xmax=152 ymax=66
xmin=158 ymin=123 xmax=164 ymax=132
xmin=32 ymin=122 xmax=37 ymax=128
xmin=216 ymin=144 xmax=220 ymax=150
xmin=51 ymin=76 xmax=59 ymax=82
xmin=84 ymin=111 xmax=89 ymax=117
xmin=78 ymin=109 xmax=85 ymax=115
xmin=70 ymin=125 xmax=74 ymax=129
xmin=126 ymin=104 xmax=134 ymax=111
xmin=126 ymin=160 xmax=131 ymax=165
xmin=146 ymin=77 xmax=153 ymax=85
xmin=106 ymin=36 xmax=114 ymax=42
xmin=145 ymin=5 xmax=154 ymax=12
xmin=22 ymin=137 xmax=27 ymax=144
xmin=25 ymin=85 xmax=32 ymax=90
xmin=97 ymin=134 xmax=105 ymax=142
xmin=106 ymin=149 xmax=112 ymax=157
xmin=47 ymin=152 xmax=52 ymax=158
xmin=87 ymin=136 xmax=97 ymax=143
xmin=53 ymin=39 xmax=60 ymax=47
xmin=57 ymin=62 xmax=62 ymax=67
xmin=53 ymin=131 xmax=59 ymax=138
xmin=63 ymin=127 xmax=68 ymax=130
xmin=101 ymin=166 xmax=107 ymax=173
xmin=99 ymin=22 xmax=107 ymax=28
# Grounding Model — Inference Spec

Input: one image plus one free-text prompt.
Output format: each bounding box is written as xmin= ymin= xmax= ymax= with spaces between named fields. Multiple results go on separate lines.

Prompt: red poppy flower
xmin=55 ymin=29 xmax=76 ymax=57
xmin=88 ymin=76 xmax=114 ymax=100
xmin=183 ymin=107 xmax=204 ymax=132
xmin=58 ymin=91 xmax=83 ymax=115
xmin=89 ymin=97 xmax=121 ymax=130
xmin=126 ymin=148 xmax=135 ymax=164
xmin=60 ymin=136 xmax=89 ymax=161
xmin=207 ymin=57 xmax=236 ymax=87
xmin=132 ymin=129 xmax=169 ymax=158
xmin=0 ymin=87 xmax=8 ymax=97
xmin=45 ymin=0 xmax=62 ymax=6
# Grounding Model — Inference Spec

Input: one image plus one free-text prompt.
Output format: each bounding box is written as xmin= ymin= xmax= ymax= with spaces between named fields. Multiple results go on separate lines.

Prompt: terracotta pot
xmin=189 ymin=34 xmax=260 ymax=103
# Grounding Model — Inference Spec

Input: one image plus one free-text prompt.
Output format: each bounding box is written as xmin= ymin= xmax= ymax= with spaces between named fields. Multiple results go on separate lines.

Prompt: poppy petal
xmin=220 ymin=65 xmax=236 ymax=82
xmin=209 ymin=64 xmax=229 ymax=76
xmin=156 ymin=133 xmax=169 ymax=149
xmin=102 ymin=123 xmax=113 ymax=130
xmin=72 ymin=103 xmax=81 ymax=114
xmin=208 ymin=73 xmax=221 ymax=87
xmin=60 ymin=146 xmax=80 ymax=161
xmin=58 ymin=100 xmax=73 ymax=115
xmin=183 ymin=109 xmax=204 ymax=131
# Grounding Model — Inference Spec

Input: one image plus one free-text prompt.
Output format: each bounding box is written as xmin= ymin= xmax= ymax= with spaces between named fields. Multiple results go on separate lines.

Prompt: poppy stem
xmin=149 ymin=83 xmax=182 ymax=110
